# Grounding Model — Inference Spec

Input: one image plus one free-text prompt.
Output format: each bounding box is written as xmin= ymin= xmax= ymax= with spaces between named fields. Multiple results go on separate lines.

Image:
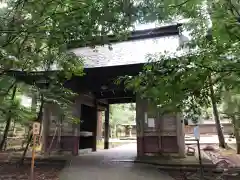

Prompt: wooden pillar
xmin=92 ymin=102 xmax=98 ymax=152
xmin=136 ymin=95 xmax=145 ymax=156
xmin=104 ymin=104 xmax=110 ymax=149
xmin=176 ymin=113 xmax=185 ymax=157
xmin=97 ymin=112 xmax=103 ymax=140
xmin=42 ymin=104 xmax=50 ymax=155
xmin=72 ymin=124 xmax=80 ymax=155
xmin=72 ymin=100 xmax=81 ymax=156
xmin=129 ymin=126 xmax=132 ymax=137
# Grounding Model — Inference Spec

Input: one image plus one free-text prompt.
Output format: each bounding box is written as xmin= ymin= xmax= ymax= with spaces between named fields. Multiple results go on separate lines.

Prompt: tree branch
xmin=0 ymin=80 xmax=17 ymax=96
xmin=227 ymin=0 xmax=240 ymax=17
xmin=168 ymin=0 xmax=192 ymax=8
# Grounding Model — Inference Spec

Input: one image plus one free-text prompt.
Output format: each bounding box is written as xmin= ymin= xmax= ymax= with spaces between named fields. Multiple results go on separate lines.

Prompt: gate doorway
xmin=99 ymin=103 xmax=136 ymax=150
xmin=79 ymin=104 xmax=97 ymax=151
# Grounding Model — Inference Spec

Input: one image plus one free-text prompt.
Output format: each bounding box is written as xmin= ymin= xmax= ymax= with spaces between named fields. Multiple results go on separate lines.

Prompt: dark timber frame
xmin=8 ymin=24 xmax=181 ymax=154
xmin=104 ymin=104 xmax=110 ymax=149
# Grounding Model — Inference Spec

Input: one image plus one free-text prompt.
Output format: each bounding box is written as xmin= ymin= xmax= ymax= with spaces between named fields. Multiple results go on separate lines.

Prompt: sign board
xmin=148 ymin=118 xmax=155 ymax=128
xmin=144 ymin=112 xmax=148 ymax=123
xmin=33 ymin=122 xmax=40 ymax=135
xmin=193 ymin=126 xmax=200 ymax=140
xmin=162 ymin=115 xmax=176 ymax=131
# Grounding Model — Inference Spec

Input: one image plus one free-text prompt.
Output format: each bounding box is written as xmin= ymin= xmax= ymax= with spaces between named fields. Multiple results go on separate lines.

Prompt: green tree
xmin=123 ymin=0 xmax=240 ymax=148
xmin=109 ymin=104 xmax=135 ymax=137
xmin=222 ymin=90 xmax=240 ymax=153
xmin=0 ymin=0 xmax=143 ymax=151
xmin=221 ymin=70 xmax=240 ymax=153
xmin=0 ymin=84 xmax=35 ymax=149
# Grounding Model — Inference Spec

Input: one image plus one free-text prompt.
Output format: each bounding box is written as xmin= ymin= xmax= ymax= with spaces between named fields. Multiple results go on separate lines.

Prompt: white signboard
xmin=33 ymin=122 xmax=41 ymax=135
xmin=144 ymin=112 xmax=148 ymax=123
xmin=193 ymin=126 xmax=200 ymax=140
xmin=148 ymin=118 xmax=155 ymax=128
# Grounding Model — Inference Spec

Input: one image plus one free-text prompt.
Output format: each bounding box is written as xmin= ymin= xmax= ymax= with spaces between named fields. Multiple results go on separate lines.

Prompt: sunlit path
xmin=59 ymin=143 xmax=174 ymax=180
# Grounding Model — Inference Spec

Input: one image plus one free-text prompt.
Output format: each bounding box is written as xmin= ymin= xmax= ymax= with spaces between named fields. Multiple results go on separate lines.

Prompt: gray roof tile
xmin=71 ymin=35 xmax=180 ymax=68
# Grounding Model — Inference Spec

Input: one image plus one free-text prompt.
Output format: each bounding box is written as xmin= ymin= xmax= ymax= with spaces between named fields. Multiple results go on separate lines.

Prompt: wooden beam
xmin=65 ymin=63 xmax=144 ymax=93
xmin=97 ymin=104 xmax=107 ymax=111
xmin=76 ymin=93 xmax=95 ymax=107
xmin=98 ymin=99 xmax=108 ymax=105
xmin=97 ymin=101 xmax=108 ymax=111
xmin=95 ymin=90 xmax=134 ymax=99
xmin=108 ymin=97 xmax=135 ymax=104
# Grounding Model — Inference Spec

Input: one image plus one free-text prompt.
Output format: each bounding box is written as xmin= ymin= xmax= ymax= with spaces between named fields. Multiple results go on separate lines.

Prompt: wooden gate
xmin=136 ymin=96 xmax=184 ymax=156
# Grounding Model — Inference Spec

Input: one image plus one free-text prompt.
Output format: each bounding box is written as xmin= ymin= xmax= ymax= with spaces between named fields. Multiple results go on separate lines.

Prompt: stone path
xmin=59 ymin=143 xmax=174 ymax=180
xmin=203 ymin=145 xmax=240 ymax=168
xmin=186 ymin=143 xmax=240 ymax=168
xmin=185 ymin=135 xmax=236 ymax=145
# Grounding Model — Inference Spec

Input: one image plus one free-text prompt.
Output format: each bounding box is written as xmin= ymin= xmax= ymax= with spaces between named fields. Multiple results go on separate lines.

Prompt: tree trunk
xmin=0 ymin=85 xmax=17 ymax=150
xmin=19 ymin=95 xmax=44 ymax=165
xmin=236 ymin=133 xmax=240 ymax=154
xmin=22 ymin=127 xmax=29 ymax=148
xmin=19 ymin=133 xmax=33 ymax=165
xmin=12 ymin=120 xmax=16 ymax=136
xmin=0 ymin=80 xmax=16 ymax=96
xmin=209 ymin=76 xmax=226 ymax=148
xmin=115 ymin=125 xmax=117 ymax=138
xmin=232 ymin=115 xmax=240 ymax=154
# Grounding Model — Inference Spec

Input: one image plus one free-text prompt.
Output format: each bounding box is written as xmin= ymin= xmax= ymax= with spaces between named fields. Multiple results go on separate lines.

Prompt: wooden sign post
xmin=31 ymin=122 xmax=40 ymax=180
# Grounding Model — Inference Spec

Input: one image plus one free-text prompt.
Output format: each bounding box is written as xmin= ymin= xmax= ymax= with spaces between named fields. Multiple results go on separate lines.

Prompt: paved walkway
xmin=59 ymin=143 xmax=174 ymax=180
xmin=185 ymin=135 xmax=236 ymax=144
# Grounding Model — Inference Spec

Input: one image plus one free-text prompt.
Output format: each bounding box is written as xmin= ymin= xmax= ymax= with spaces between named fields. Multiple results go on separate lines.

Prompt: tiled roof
xmin=71 ymin=34 xmax=180 ymax=68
